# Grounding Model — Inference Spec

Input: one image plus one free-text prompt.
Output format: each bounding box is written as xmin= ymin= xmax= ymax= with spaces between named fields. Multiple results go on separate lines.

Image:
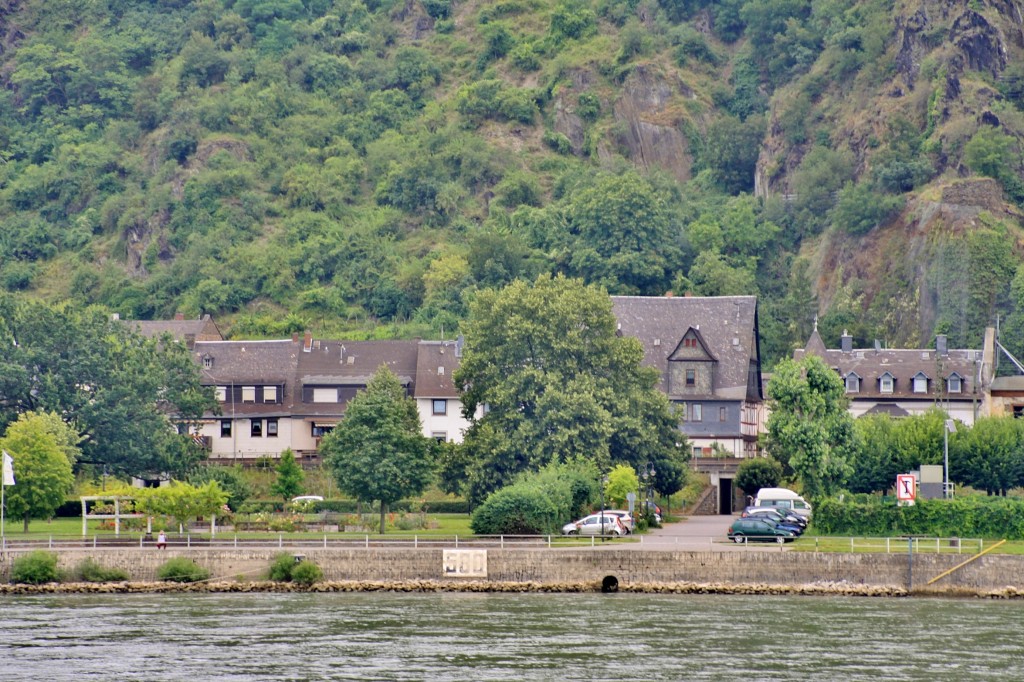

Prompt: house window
xmin=264 ymin=386 xmax=278 ymax=403
xmin=312 ymin=424 xmax=334 ymax=437
xmin=913 ymin=374 xmax=928 ymax=394
xmin=948 ymin=375 xmax=962 ymax=393
xmin=845 ymin=375 xmax=860 ymax=393
xmin=216 ymin=386 xmax=227 ymax=402
xmin=432 ymin=432 xmax=447 ymax=443
xmin=203 ymin=355 xmax=213 ymax=369
xmin=250 ymin=419 xmax=262 ymax=437
xmin=266 ymin=419 xmax=278 ymax=438
xmin=242 ymin=386 xmax=256 ymax=403
xmin=719 ymin=406 xmax=727 ymax=422
xmin=313 ymin=388 xmax=337 ymax=403
xmin=686 ymin=369 xmax=695 ymax=386
xmin=691 ymin=403 xmax=702 ymax=422
xmin=880 ymin=374 xmax=894 ymax=394
xmin=433 ymin=399 xmax=448 ymax=416
xmin=220 ymin=420 xmax=231 ymax=438
xmin=693 ymin=446 xmax=702 ymax=457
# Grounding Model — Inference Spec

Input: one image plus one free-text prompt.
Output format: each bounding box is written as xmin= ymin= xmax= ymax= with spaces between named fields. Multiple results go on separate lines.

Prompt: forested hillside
xmin=1 ymin=0 xmax=1023 ymax=366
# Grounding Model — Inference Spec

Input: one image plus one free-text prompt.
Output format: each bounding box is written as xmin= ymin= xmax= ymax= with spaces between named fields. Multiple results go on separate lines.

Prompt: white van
xmin=754 ymin=488 xmax=812 ymax=518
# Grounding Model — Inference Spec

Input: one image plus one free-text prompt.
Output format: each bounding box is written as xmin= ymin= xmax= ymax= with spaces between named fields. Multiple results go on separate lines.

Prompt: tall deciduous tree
xmin=734 ymin=457 xmax=783 ymax=498
xmin=0 ymin=296 xmax=218 ymax=478
xmin=452 ymin=274 xmax=688 ymax=504
xmin=765 ymin=355 xmax=855 ymax=498
xmin=951 ymin=417 xmax=1024 ymax=496
xmin=321 ymin=367 xmax=433 ymax=534
xmin=0 ymin=412 xmax=75 ymax=531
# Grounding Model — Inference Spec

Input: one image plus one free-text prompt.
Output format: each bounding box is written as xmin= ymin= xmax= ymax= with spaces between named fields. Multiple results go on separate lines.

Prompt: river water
xmin=1 ymin=592 xmax=1022 ymax=681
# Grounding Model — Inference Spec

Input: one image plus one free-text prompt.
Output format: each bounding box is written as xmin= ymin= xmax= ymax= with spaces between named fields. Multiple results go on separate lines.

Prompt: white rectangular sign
xmin=443 ymin=549 xmax=487 ymax=578
xmin=896 ymin=474 xmax=916 ymax=501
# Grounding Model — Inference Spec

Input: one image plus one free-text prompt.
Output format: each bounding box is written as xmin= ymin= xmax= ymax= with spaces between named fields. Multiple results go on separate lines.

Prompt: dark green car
xmin=727 ymin=517 xmax=797 ymax=544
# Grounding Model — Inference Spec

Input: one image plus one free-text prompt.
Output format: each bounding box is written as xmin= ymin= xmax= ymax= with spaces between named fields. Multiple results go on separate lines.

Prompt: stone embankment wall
xmin=1 ymin=548 xmax=1022 ymax=596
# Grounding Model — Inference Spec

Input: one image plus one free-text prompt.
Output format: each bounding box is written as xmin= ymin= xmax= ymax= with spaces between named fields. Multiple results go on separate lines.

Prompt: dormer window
xmin=202 ymin=354 xmax=213 ymax=369
xmin=947 ymin=373 xmax=963 ymax=394
xmin=912 ymin=372 xmax=929 ymax=394
xmin=845 ymin=373 xmax=860 ymax=393
xmin=264 ymin=386 xmax=278 ymax=403
xmin=879 ymin=372 xmax=894 ymax=394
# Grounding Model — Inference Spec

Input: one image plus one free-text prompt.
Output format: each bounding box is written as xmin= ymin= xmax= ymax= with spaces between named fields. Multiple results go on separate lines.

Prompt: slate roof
xmin=130 ymin=315 xmax=223 ymax=346
xmin=192 ymin=339 xmax=301 ymax=418
xmin=295 ymin=339 xmax=420 ymax=420
xmin=413 ymin=340 xmax=463 ymax=398
xmin=795 ymin=340 xmax=982 ymax=400
xmin=611 ymin=295 xmax=762 ymax=401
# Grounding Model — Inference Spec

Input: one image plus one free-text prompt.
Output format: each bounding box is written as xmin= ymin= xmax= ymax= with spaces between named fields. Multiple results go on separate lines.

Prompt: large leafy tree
xmin=951 ymin=416 xmax=1024 ymax=496
xmin=0 ymin=412 xmax=75 ymax=531
xmin=321 ymin=367 xmax=434 ymax=533
xmin=0 ymin=296 xmax=218 ymax=478
xmin=765 ymin=355 xmax=855 ymax=498
xmin=452 ymin=274 xmax=688 ymax=504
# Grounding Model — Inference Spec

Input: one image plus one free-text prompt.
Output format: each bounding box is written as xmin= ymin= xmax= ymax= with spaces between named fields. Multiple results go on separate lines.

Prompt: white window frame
xmin=948 ymin=375 xmax=962 ymax=394
xmin=880 ymin=374 xmax=894 ymax=394
xmin=216 ymin=386 xmax=227 ymax=402
xmin=913 ymin=373 xmax=928 ymax=394
xmin=242 ymin=386 xmax=256 ymax=403
xmin=264 ymin=385 xmax=278 ymax=403
xmin=845 ymin=375 xmax=860 ymax=393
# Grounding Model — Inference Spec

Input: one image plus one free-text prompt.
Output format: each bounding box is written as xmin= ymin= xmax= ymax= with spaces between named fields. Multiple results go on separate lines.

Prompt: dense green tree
xmin=951 ymin=417 xmax=1024 ymax=496
xmin=0 ymin=413 xmax=75 ymax=531
xmin=188 ymin=464 xmax=253 ymax=511
xmin=0 ymin=297 xmax=218 ymax=478
xmin=270 ymin=448 xmax=305 ymax=503
xmin=322 ymin=367 xmax=434 ymax=533
xmin=849 ymin=413 xmax=900 ymax=494
xmin=453 ymin=274 xmax=688 ymax=503
xmin=734 ymin=457 xmax=783 ymax=498
xmin=765 ymin=355 xmax=855 ymax=497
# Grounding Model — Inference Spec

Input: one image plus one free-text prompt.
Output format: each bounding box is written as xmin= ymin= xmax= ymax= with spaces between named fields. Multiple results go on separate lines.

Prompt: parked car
xmin=727 ymin=517 xmax=797 ymax=543
xmin=562 ymin=513 xmax=627 ymax=536
xmin=600 ymin=510 xmax=635 ymax=534
xmin=754 ymin=488 xmax=812 ymax=519
xmin=741 ymin=507 xmax=806 ymax=534
xmin=291 ymin=495 xmax=324 ymax=503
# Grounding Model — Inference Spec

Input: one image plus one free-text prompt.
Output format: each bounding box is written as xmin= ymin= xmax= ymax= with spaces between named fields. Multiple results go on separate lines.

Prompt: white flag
xmin=2 ymin=451 xmax=14 ymax=487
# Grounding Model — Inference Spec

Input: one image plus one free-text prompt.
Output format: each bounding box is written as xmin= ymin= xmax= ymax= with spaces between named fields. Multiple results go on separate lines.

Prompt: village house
xmin=795 ymin=326 xmax=987 ymax=425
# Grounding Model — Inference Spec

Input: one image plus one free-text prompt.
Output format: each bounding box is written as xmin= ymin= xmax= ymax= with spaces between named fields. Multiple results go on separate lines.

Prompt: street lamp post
xmin=599 ymin=475 xmax=608 ymax=534
xmin=643 ymin=461 xmax=656 ymax=514
xmin=944 ymin=419 xmax=956 ymax=499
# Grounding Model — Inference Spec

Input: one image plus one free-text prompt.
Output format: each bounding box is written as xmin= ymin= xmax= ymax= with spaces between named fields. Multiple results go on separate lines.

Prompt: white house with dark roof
xmin=413 ymin=338 xmax=480 ymax=444
xmin=795 ymin=327 xmax=987 ymax=424
xmin=611 ymin=294 xmax=765 ymax=458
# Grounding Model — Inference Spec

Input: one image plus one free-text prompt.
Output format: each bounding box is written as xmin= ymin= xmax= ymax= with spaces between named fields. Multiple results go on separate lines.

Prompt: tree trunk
xmin=379 ymin=501 xmax=387 ymax=535
xmin=23 ymin=514 xmax=30 ymax=533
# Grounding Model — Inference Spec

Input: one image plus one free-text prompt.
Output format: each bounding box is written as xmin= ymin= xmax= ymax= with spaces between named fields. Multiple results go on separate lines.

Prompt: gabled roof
xmin=129 ymin=314 xmax=223 ymax=346
xmin=796 ymin=337 xmax=981 ymax=400
xmin=413 ymin=340 xmax=462 ymax=398
xmin=192 ymin=339 xmax=301 ymax=417
xmin=297 ymin=339 xmax=419 ymax=386
xmin=611 ymin=295 xmax=761 ymax=401
xmin=667 ymin=326 xmax=718 ymax=363
xmin=863 ymin=403 xmax=911 ymax=418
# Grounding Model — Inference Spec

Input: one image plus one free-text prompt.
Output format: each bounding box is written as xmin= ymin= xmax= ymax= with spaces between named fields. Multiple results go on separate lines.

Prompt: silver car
xmin=562 ymin=513 xmax=626 ymax=536
xmin=599 ymin=510 xmax=635 ymax=534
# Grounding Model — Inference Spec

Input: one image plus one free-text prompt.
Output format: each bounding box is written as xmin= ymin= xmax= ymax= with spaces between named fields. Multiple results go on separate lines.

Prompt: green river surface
xmin=1 ymin=592 xmax=1022 ymax=681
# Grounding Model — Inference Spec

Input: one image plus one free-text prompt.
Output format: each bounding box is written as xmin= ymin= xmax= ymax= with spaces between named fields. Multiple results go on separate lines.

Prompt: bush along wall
xmin=813 ymin=496 xmax=1024 ymax=539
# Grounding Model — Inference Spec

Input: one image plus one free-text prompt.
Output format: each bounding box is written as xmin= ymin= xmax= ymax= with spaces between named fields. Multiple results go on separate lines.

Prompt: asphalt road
xmin=616 ymin=513 xmax=787 ymax=552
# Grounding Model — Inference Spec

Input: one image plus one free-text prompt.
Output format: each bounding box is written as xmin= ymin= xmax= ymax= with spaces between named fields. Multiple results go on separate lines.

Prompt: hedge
xmin=813 ymin=495 xmax=1024 ymax=539
xmin=237 ymin=498 xmax=469 ymax=514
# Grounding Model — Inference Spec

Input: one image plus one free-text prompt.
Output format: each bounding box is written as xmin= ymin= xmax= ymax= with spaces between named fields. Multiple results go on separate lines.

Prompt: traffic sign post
xmin=896 ymin=474 xmax=916 ymax=506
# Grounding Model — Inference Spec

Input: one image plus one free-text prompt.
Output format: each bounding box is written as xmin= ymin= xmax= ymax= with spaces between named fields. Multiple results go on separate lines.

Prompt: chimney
xmin=292 ymin=332 xmax=299 ymax=343
xmin=303 ymin=331 xmax=313 ymax=353
xmin=174 ymin=313 xmax=185 ymax=320
xmin=665 ymin=291 xmax=674 ymax=297
xmin=936 ymin=334 xmax=948 ymax=356
xmin=840 ymin=330 xmax=853 ymax=353
xmin=683 ymin=291 xmax=693 ymax=297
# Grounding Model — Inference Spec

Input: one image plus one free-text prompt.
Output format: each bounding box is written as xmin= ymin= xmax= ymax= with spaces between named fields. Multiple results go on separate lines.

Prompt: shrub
xmin=157 ymin=557 xmax=210 ymax=583
xmin=471 ymin=486 xmax=559 ymax=534
xmin=291 ymin=560 xmax=323 ymax=586
xmin=75 ymin=557 xmax=130 ymax=582
xmin=268 ymin=553 xmax=296 ymax=582
xmin=542 ymin=130 xmax=573 ymax=155
xmin=11 ymin=551 xmax=61 ymax=585
xmin=814 ymin=495 xmax=1024 ymax=538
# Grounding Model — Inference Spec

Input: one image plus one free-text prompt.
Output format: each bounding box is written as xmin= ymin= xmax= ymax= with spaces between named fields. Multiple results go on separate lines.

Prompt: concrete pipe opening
xmin=601 ymin=575 xmax=619 ymax=593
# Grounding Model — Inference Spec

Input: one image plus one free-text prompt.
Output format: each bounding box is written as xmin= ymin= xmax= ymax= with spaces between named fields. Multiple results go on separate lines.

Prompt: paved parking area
xmin=612 ymin=513 xmax=788 ymax=552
